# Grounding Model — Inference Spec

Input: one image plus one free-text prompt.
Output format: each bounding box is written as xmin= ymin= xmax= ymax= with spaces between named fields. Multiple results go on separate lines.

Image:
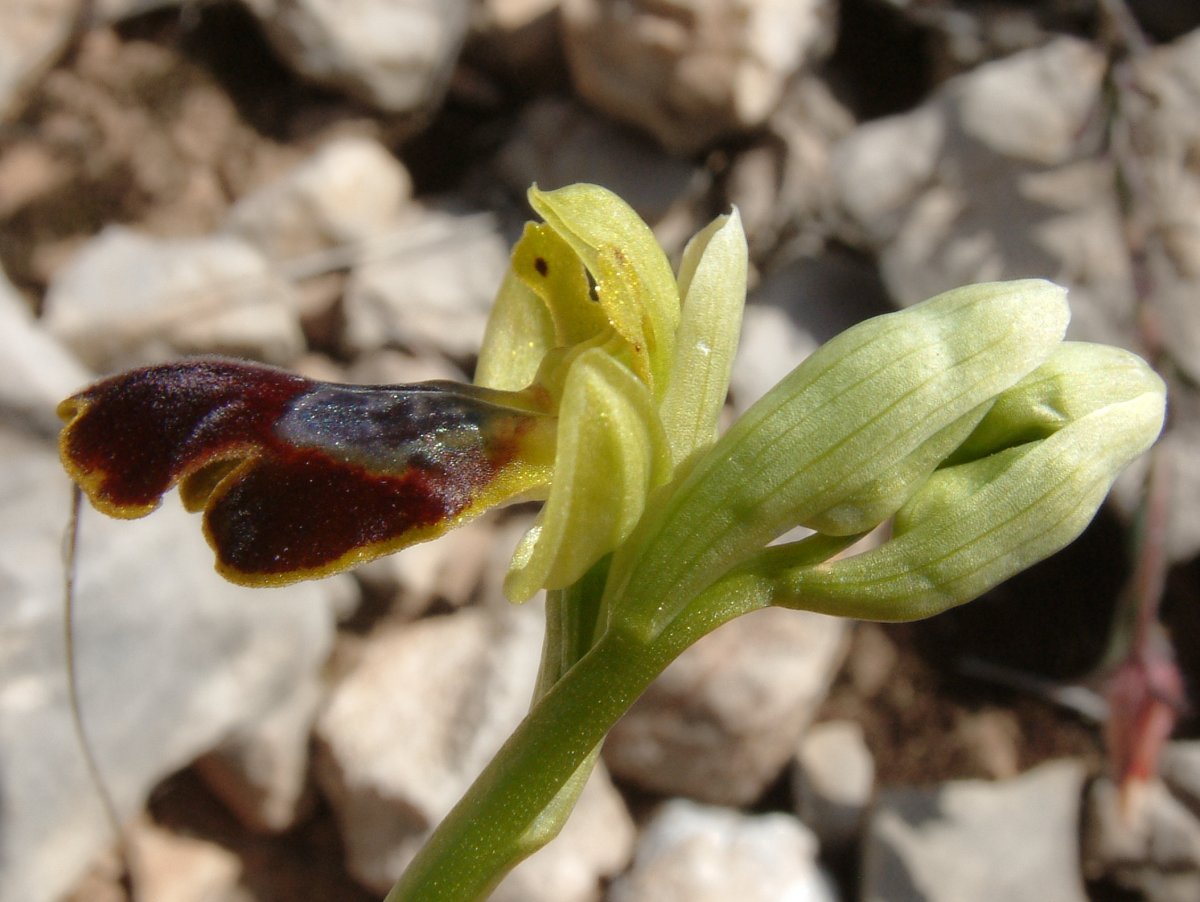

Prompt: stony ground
xmin=2 ymin=2 xmax=1200 ymax=901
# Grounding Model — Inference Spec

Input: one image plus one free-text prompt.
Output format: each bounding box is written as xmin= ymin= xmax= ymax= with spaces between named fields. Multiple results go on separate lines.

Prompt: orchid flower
xmin=58 ymin=184 xmax=1166 ymax=902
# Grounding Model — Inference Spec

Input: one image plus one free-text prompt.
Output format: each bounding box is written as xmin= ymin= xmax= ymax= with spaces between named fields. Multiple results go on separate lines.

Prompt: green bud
xmin=768 ymin=345 xmax=1166 ymax=621
xmin=947 ymin=341 xmax=1165 ymax=463
xmin=604 ymin=280 xmax=1070 ymax=635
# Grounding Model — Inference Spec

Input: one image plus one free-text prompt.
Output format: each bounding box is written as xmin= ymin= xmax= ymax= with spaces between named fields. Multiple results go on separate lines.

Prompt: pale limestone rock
xmin=0 ymin=269 xmax=88 ymax=431
xmin=0 ymin=276 xmax=336 ymax=901
xmin=0 ymin=0 xmax=77 ymax=120
xmin=609 ymin=800 xmax=837 ymax=902
xmin=43 ymin=227 xmax=305 ymax=370
xmin=496 ymin=98 xmax=706 ymax=249
xmin=863 ymin=760 xmax=1090 ymax=902
xmin=344 ymin=347 xmax=467 ymax=386
xmin=793 ymin=719 xmax=875 ymax=851
xmin=956 ymin=37 xmax=1106 ymax=165
xmin=353 ymin=516 xmax=497 ymax=619
xmin=827 ymin=34 xmax=1200 ymax=560
xmin=194 ymin=674 xmax=325 ymax=833
xmin=340 ymin=207 xmax=511 ymax=360
xmin=729 ymin=303 xmax=818 ymax=416
xmin=0 ymin=314 xmax=336 ymax=902
xmin=830 ymin=38 xmax=1123 ymax=342
xmin=494 ymin=763 xmax=636 ymax=902
xmin=316 ymin=600 xmax=634 ymax=898
xmin=317 ymin=603 xmax=531 ymax=889
xmin=1162 ymin=739 xmax=1200 ymax=816
xmin=223 ymin=134 xmax=413 ymax=265
xmin=726 ymin=77 xmax=855 ymax=257
xmin=1082 ymin=771 xmax=1200 ymax=902
xmin=65 ymin=819 xmax=251 ymax=902
xmin=604 ymin=607 xmax=848 ymax=806
xmin=471 ymin=0 xmax=562 ymax=77
xmin=562 ymin=0 xmax=836 ymax=154
xmin=731 ymin=253 xmax=891 ymax=415
xmin=1116 ymin=30 xmax=1200 ymax=562
xmin=244 ymin=0 xmax=470 ymax=113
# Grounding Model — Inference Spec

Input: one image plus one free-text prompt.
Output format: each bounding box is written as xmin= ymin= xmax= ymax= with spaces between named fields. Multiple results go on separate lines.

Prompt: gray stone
xmin=1162 ymin=740 xmax=1200 ymax=818
xmin=42 ymin=227 xmax=306 ymax=370
xmin=494 ymin=762 xmax=636 ymax=902
xmin=608 ymin=799 xmax=838 ymax=902
xmin=862 ymin=759 xmax=1090 ymax=902
xmin=314 ymin=605 xmax=539 ymax=891
xmin=222 ymin=134 xmax=413 ymax=266
xmin=194 ymin=674 xmax=324 ymax=834
xmin=604 ymin=607 xmax=848 ymax=806
xmin=1082 ymin=773 xmax=1200 ymax=902
xmin=353 ymin=516 xmax=497 ymax=620
xmin=732 ymin=253 xmax=892 ymax=415
xmin=471 ymin=0 xmax=562 ymax=79
xmin=830 ymin=31 xmax=1200 ymax=562
xmin=340 ymin=207 xmax=511 ymax=360
xmin=793 ymin=720 xmax=876 ymax=851
xmin=0 ymin=303 xmax=337 ymax=902
xmin=495 ymin=98 xmax=706 ymax=253
xmin=345 ymin=348 xmax=466 ymax=386
xmin=64 ymin=819 xmax=251 ymax=902
xmin=1121 ymin=30 xmax=1200 ymax=562
xmin=727 ymin=77 xmax=855 ymax=258
xmin=0 ymin=0 xmax=76 ymax=120
xmin=0 ymin=270 xmax=86 ymax=435
xmin=832 ymin=38 xmax=1126 ymax=344
xmin=561 ymin=0 xmax=836 ymax=154
xmin=244 ymin=0 xmax=470 ymax=113
xmin=730 ymin=303 xmax=818 ymax=416
xmin=955 ymin=35 xmax=1107 ymax=166
xmin=314 ymin=602 xmax=633 ymax=896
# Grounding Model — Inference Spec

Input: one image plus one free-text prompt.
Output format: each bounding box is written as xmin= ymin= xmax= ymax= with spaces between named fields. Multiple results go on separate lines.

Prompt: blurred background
xmin=2 ymin=1 xmax=1199 ymax=900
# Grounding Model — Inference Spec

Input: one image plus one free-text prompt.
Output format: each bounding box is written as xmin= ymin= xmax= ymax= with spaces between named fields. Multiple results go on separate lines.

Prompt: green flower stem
xmin=382 ymin=625 xmax=676 ymax=902
xmin=384 ymin=532 xmax=853 ymax=902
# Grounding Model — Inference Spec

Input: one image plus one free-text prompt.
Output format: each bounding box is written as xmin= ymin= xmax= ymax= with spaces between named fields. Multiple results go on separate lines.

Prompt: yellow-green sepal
xmin=476 ymin=267 xmax=558 ymax=392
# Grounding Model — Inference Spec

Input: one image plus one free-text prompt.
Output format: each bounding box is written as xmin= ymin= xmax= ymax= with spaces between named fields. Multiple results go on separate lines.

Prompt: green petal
xmin=504 ymin=348 xmax=670 ymax=602
xmin=528 ymin=184 xmax=680 ymax=396
xmin=659 ymin=209 xmax=748 ymax=465
xmin=604 ymin=279 xmax=1069 ymax=635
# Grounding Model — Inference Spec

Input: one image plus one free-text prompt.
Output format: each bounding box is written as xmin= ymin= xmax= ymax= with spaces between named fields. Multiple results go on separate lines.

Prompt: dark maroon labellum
xmin=58 ymin=358 xmax=555 ymax=585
